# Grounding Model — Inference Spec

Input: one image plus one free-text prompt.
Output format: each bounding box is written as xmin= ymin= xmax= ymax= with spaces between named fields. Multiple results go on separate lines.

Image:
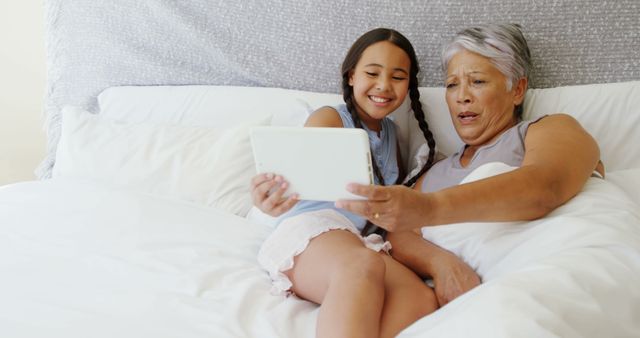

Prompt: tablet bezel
xmin=250 ymin=126 xmax=373 ymax=201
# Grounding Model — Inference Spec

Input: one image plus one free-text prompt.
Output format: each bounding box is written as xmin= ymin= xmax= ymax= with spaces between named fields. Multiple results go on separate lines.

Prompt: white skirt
xmin=257 ymin=209 xmax=392 ymax=295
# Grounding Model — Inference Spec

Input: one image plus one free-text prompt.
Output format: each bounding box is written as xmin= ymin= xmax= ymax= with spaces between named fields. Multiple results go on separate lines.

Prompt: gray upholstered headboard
xmin=39 ymin=1 xmax=639 ymax=178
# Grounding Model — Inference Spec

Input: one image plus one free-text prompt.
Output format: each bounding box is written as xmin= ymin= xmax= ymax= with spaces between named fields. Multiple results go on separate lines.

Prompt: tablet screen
xmin=250 ymin=126 xmax=373 ymax=201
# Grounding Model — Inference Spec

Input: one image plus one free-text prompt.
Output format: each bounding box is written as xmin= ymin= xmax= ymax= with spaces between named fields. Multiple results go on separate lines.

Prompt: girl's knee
xmin=399 ymin=286 xmax=438 ymax=327
xmin=333 ymin=249 xmax=386 ymax=283
xmin=418 ymin=287 xmax=438 ymax=315
xmin=394 ymin=282 xmax=438 ymax=317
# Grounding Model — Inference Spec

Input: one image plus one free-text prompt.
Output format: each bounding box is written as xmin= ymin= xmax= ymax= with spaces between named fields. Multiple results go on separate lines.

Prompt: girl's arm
xmin=303 ymin=106 xmax=344 ymax=128
xmin=336 ymin=114 xmax=601 ymax=231
xmin=250 ymin=107 xmax=343 ymax=216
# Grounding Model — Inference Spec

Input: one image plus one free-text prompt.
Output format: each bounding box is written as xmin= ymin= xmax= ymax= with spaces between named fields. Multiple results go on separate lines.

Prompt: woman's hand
xmin=428 ymin=248 xmax=481 ymax=306
xmin=250 ymin=173 xmax=298 ymax=217
xmin=335 ymin=183 xmax=432 ymax=232
xmin=388 ymin=231 xmax=480 ymax=306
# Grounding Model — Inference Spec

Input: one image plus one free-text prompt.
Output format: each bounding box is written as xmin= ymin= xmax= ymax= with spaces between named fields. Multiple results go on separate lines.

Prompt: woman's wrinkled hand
xmin=335 ymin=183 xmax=430 ymax=232
xmin=388 ymin=230 xmax=481 ymax=307
xmin=429 ymin=249 xmax=481 ymax=306
xmin=250 ymin=173 xmax=298 ymax=217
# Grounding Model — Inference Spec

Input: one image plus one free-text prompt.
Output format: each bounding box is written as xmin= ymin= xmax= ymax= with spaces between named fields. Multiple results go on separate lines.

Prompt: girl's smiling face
xmin=349 ymin=41 xmax=411 ymax=130
xmin=445 ymin=49 xmax=526 ymax=146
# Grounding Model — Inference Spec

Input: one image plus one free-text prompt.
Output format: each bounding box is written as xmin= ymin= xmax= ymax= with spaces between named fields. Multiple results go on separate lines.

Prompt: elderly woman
xmin=252 ymin=23 xmax=604 ymax=306
xmin=335 ymin=23 xmax=604 ymax=304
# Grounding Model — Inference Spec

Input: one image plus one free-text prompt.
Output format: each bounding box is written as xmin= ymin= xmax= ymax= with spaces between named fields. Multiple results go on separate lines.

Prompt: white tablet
xmin=250 ymin=126 xmax=374 ymax=201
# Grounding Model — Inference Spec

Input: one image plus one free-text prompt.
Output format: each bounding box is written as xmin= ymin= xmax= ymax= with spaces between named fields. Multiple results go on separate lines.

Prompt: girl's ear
xmin=512 ymin=77 xmax=528 ymax=106
xmin=348 ymin=70 xmax=355 ymax=86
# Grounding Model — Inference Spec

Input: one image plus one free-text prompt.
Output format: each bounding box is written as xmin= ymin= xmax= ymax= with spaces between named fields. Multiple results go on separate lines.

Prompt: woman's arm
xmin=336 ymin=114 xmax=601 ymax=231
xmin=387 ymin=229 xmax=481 ymax=306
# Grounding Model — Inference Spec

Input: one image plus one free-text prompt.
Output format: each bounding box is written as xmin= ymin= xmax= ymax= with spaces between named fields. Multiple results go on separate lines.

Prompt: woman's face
xmin=349 ymin=41 xmax=411 ymax=125
xmin=445 ymin=49 xmax=525 ymax=146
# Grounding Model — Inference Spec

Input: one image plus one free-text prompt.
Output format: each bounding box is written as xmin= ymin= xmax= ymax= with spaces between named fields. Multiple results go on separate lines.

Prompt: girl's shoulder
xmin=304 ymin=106 xmax=344 ymax=128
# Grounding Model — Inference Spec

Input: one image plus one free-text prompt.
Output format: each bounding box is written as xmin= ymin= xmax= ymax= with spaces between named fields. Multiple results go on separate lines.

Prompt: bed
xmin=2 ymin=1 xmax=640 ymax=337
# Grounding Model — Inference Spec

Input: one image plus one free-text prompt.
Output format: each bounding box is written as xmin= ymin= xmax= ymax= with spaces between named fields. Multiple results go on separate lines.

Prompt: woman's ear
xmin=513 ymin=77 xmax=528 ymax=106
xmin=348 ymin=70 xmax=355 ymax=86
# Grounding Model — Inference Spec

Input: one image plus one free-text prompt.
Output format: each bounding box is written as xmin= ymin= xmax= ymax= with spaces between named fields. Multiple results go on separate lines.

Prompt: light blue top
xmin=421 ymin=117 xmax=544 ymax=193
xmin=276 ymin=104 xmax=399 ymax=231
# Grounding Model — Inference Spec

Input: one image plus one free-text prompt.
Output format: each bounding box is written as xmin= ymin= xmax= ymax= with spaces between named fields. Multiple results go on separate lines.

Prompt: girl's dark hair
xmin=340 ymin=28 xmax=437 ymax=237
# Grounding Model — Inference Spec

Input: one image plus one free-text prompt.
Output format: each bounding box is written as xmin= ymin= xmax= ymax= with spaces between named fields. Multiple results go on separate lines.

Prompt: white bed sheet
xmin=605 ymin=169 xmax=640 ymax=206
xmin=0 ymin=178 xmax=315 ymax=338
xmin=1 ymin=176 xmax=639 ymax=338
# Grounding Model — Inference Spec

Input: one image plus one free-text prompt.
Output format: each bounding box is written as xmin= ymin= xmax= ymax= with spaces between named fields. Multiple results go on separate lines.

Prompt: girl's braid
xmin=403 ymin=85 xmax=437 ymax=188
xmin=342 ymin=81 xmax=387 ymax=238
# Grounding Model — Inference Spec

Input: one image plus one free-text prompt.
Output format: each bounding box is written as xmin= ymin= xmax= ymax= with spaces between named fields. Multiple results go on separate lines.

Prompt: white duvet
xmin=1 ymin=173 xmax=640 ymax=338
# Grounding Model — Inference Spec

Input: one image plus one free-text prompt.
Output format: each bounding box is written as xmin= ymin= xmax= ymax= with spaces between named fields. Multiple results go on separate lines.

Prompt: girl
xmin=252 ymin=28 xmax=438 ymax=338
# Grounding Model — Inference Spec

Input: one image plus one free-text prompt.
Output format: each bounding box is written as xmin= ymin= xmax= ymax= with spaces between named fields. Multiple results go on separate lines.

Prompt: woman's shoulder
xmin=304 ymin=106 xmax=344 ymax=127
xmin=525 ymin=113 xmax=582 ymax=136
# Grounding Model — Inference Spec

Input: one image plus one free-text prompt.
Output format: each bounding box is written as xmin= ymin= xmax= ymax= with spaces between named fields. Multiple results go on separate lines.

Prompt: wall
xmin=0 ymin=1 xmax=47 ymax=186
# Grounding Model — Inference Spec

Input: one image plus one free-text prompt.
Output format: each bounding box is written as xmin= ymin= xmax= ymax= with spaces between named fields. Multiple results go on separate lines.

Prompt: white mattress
xmin=1 ymin=175 xmax=639 ymax=338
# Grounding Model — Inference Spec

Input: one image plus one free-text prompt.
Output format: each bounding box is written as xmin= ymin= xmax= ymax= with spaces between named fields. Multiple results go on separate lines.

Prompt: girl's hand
xmin=335 ymin=183 xmax=430 ymax=232
xmin=250 ymin=173 xmax=299 ymax=217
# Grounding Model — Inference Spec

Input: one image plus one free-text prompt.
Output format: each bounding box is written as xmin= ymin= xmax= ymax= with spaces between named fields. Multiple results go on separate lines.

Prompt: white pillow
xmin=97 ymin=85 xmax=415 ymax=167
xmin=98 ymin=85 xmax=329 ymax=128
xmin=53 ymin=106 xmax=268 ymax=216
xmin=605 ymin=169 xmax=640 ymax=207
xmin=417 ymin=87 xmax=463 ymax=159
xmin=523 ymin=81 xmax=640 ymax=171
xmin=97 ymin=81 xmax=640 ymax=174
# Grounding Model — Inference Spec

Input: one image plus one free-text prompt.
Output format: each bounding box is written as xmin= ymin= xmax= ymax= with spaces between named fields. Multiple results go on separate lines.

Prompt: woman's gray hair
xmin=441 ymin=23 xmax=532 ymax=119
xmin=442 ymin=23 xmax=532 ymax=91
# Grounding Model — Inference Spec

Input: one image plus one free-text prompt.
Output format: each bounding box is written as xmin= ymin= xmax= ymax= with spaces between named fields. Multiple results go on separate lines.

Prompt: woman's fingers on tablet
xmin=336 ymin=199 xmax=393 ymax=228
xmin=335 ymin=185 xmax=399 ymax=229
xmin=335 ymin=199 xmax=371 ymax=218
xmin=345 ymin=183 xmax=391 ymax=201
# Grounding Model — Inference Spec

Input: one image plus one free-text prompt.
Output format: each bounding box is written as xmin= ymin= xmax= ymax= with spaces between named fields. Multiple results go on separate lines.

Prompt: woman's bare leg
xmin=378 ymin=254 xmax=438 ymax=338
xmin=285 ymin=230 xmax=386 ymax=338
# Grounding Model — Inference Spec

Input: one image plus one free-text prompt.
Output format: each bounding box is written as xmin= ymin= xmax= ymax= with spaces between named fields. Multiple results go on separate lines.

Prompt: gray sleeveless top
xmin=421 ymin=118 xmax=544 ymax=193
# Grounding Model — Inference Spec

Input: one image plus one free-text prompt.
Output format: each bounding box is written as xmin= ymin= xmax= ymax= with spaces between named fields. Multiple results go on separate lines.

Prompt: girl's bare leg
xmin=285 ymin=229 xmax=386 ymax=338
xmin=378 ymin=253 xmax=438 ymax=338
